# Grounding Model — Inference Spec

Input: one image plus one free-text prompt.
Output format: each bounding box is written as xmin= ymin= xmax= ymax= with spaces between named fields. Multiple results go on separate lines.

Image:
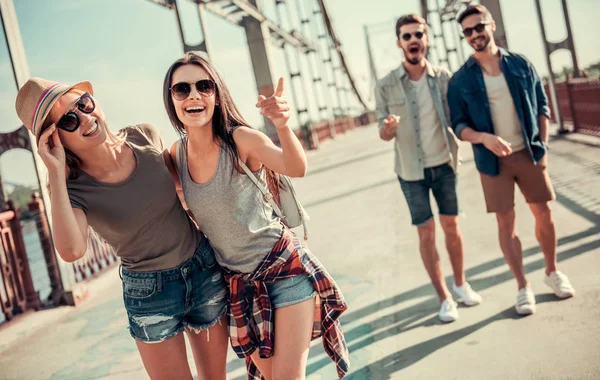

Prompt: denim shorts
xmin=398 ymin=163 xmax=459 ymax=226
xmin=246 ymin=274 xmax=316 ymax=309
xmin=120 ymin=240 xmax=228 ymax=343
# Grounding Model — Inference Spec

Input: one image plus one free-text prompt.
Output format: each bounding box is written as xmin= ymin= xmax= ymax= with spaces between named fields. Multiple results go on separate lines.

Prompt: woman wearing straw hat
xmin=15 ymin=78 xmax=230 ymax=380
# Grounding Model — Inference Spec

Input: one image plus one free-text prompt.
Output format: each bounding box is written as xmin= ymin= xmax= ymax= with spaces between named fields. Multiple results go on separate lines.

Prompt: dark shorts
xmin=398 ymin=163 xmax=459 ymax=226
xmin=120 ymin=240 xmax=228 ymax=343
xmin=479 ymin=150 xmax=555 ymax=213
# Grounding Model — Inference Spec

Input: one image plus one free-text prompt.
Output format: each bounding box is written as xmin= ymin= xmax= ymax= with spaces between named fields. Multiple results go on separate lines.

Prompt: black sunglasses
xmin=401 ymin=31 xmax=424 ymax=41
xmin=463 ymin=22 xmax=490 ymax=37
xmin=170 ymin=79 xmax=216 ymax=101
xmin=56 ymin=93 xmax=95 ymax=132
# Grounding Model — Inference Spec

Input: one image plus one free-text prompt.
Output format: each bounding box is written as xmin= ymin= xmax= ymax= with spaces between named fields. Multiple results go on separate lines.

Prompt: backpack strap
xmin=237 ymin=158 xmax=284 ymax=220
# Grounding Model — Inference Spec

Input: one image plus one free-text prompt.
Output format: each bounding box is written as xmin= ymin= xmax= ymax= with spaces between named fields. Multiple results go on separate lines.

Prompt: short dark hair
xmin=457 ymin=4 xmax=493 ymax=24
xmin=395 ymin=14 xmax=428 ymax=39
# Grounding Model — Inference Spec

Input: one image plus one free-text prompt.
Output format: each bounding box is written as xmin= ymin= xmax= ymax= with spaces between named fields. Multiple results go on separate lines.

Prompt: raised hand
xmin=482 ymin=134 xmax=513 ymax=157
xmin=38 ymin=125 xmax=67 ymax=178
xmin=256 ymin=77 xmax=290 ymax=130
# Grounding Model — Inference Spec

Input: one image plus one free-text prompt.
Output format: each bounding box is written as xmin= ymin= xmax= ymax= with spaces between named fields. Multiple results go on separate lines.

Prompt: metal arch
xmin=0 ymin=127 xmax=32 ymax=158
xmin=147 ymin=0 xmax=368 ymax=112
xmin=534 ymin=0 xmax=580 ymax=133
xmin=148 ymin=0 xmax=317 ymax=54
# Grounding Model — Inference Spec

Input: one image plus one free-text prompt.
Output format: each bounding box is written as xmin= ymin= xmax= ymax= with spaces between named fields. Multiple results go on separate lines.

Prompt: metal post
xmin=1 ymin=0 xmax=77 ymax=295
xmin=449 ymin=16 xmax=465 ymax=63
xmin=171 ymin=0 xmax=212 ymax=56
xmin=0 ymin=170 xmax=6 ymax=211
xmin=431 ymin=0 xmax=452 ymax=69
xmin=329 ymin=44 xmax=346 ymax=117
xmin=309 ymin=3 xmax=336 ymax=136
xmin=420 ymin=0 xmax=429 ymax=21
xmin=7 ymin=201 xmax=41 ymax=311
xmin=565 ymin=78 xmax=578 ymax=131
xmin=295 ymin=0 xmax=333 ymax=140
xmin=296 ymin=0 xmax=327 ymax=119
xmin=480 ymin=0 xmax=508 ymax=49
xmin=242 ymin=0 xmax=278 ymax=137
xmin=364 ymin=25 xmax=378 ymax=87
xmin=534 ymin=0 xmax=565 ymax=132
xmin=313 ymin=3 xmax=343 ymax=118
xmin=274 ymin=1 xmax=309 ymax=136
xmin=561 ymin=0 xmax=579 ymax=78
xmin=29 ymin=193 xmax=65 ymax=305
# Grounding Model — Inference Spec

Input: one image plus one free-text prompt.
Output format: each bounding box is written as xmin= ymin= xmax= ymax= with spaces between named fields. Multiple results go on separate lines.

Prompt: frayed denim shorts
xmin=246 ymin=274 xmax=317 ymax=309
xmin=120 ymin=239 xmax=228 ymax=343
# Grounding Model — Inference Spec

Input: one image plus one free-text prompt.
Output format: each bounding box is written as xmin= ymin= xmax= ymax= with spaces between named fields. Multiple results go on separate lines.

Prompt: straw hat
xmin=15 ymin=77 xmax=94 ymax=139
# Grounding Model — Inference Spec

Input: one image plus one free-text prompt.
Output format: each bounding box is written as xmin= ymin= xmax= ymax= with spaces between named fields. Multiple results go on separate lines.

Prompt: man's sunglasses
xmin=401 ymin=31 xmax=424 ymax=41
xmin=170 ymin=79 xmax=216 ymax=101
xmin=462 ymin=22 xmax=490 ymax=37
xmin=56 ymin=93 xmax=95 ymax=132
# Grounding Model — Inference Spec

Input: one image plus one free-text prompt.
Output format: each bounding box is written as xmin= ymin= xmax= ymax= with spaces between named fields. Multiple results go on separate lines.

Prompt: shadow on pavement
xmin=305 ymin=148 xmax=392 ymax=177
xmin=338 ymin=226 xmax=599 ymax=325
xmin=345 ymin=295 xmax=560 ymax=380
xmin=305 ymin=177 xmax=399 ymax=208
xmin=228 ymin=147 xmax=600 ymax=378
xmin=304 ymin=226 xmax=599 ymax=377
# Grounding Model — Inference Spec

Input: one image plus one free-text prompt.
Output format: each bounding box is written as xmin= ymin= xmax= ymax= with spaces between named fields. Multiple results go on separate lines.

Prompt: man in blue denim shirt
xmin=376 ymin=14 xmax=482 ymax=323
xmin=448 ymin=5 xmax=575 ymax=316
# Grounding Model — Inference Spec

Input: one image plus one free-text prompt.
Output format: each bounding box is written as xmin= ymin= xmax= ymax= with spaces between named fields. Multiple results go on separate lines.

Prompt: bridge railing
xmin=545 ymin=77 xmax=600 ymax=137
xmin=28 ymin=193 xmax=117 ymax=303
xmin=0 ymin=202 xmax=41 ymax=321
xmin=280 ymin=113 xmax=377 ymax=150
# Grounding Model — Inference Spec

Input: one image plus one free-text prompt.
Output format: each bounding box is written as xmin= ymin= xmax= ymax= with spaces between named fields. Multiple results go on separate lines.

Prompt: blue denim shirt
xmin=447 ymin=48 xmax=551 ymax=176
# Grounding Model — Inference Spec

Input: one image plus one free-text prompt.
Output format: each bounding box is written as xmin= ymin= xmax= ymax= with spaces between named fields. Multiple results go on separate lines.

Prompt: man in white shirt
xmin=375 ymin=14 xmax=482 ymax=322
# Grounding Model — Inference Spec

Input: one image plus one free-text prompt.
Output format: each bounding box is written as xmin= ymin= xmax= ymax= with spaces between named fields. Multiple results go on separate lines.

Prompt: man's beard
xmin=472 ymin=36 xmax=490 ymax=52
xmin=404 ymin=47 xmax=427 ymax=65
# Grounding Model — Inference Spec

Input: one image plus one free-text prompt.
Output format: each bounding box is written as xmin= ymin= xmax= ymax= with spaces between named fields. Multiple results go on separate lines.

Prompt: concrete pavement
xmin=0 ymin=124 xmax=599 ymax=380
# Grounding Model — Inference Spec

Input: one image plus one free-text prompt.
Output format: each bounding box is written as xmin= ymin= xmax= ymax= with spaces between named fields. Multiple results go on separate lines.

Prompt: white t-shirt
xmin=409 ymin=74 xmax=450 ymax=168
xmin=483 ymin=72 xmax=526 ymax=152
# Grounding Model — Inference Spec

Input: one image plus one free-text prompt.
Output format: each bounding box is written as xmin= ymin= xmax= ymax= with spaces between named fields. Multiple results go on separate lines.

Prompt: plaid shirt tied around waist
xmin=224 ymin=228 xmax=350 ymax=379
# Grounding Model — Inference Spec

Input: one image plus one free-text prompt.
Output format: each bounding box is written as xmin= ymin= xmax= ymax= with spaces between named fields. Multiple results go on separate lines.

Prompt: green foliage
xmin=6 ymin=185 xmax=39 ymax=220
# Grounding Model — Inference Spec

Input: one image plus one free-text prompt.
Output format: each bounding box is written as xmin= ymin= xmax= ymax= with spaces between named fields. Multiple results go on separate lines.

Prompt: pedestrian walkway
xmin=0 ymin=124 xmax=599 ymax=380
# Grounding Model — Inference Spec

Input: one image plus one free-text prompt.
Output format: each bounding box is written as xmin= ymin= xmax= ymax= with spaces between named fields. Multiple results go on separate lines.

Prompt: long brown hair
xmin=163 ymin=52 xmax=280 ymax=202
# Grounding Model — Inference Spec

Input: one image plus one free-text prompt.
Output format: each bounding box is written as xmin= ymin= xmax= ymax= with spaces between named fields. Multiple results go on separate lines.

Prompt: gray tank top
xmin=177 ymin=137 xmax=284 ymax=273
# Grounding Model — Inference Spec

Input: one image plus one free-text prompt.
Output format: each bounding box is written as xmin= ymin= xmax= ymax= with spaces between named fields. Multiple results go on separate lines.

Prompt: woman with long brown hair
xmin=15 ymin=78 xmax=230 ymax=380
xmin=164 ymin=52 xmax=349 ymax=380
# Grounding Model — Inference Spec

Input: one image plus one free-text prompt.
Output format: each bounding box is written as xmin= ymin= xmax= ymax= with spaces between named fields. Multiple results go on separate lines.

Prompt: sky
xmin=1 ymin=0 xmax=599 ymax=189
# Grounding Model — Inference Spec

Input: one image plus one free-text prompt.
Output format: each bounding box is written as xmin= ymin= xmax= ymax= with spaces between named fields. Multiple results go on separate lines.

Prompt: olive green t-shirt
xmin=67 ymin=124 xmax=200 ymax=271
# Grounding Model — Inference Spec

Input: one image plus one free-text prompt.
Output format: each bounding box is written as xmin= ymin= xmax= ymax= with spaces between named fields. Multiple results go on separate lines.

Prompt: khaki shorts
xmin=480 ymin=150 xmax=555 ymax=213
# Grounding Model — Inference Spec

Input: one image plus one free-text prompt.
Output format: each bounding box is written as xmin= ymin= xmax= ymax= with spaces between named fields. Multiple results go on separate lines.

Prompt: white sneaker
xmin=516 ymin=286 xmax=536 ymax=315
xmin=452 ymin=282 xmax=482 ymax=306
xmin=439 ymin=299 xmax=459 ymax=323
xmin=544 ymin=271 xmax=575 ymax=298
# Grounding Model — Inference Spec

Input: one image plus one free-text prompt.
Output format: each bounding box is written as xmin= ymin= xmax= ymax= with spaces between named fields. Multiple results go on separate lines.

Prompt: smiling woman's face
xmin=171 ymin=64 xmax=217 ymax=131
xmin=46 ymin=89 xmax=108 ymax=152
